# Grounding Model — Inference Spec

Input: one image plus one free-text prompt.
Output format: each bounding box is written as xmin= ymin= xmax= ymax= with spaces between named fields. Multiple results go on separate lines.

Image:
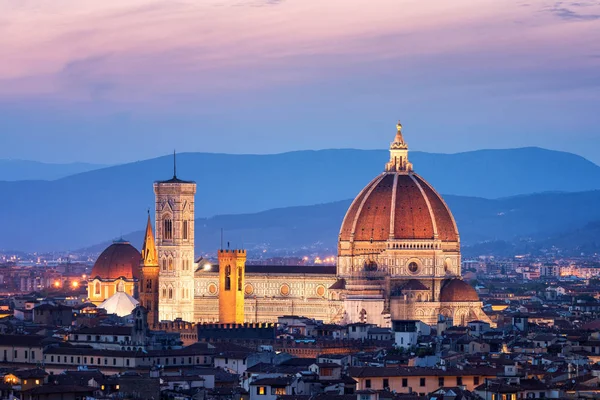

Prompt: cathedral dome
xmin=339 ymin=123 xmax=458 ymax=243
xmin=91 ymin=240 xmax=141 ymax=280
xmin=439 ymin=279 xmax=479 ymax=302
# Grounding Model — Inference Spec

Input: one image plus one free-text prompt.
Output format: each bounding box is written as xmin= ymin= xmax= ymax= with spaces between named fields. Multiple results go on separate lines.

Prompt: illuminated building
xmin=91 ymin=122 xmax=488 ymax=327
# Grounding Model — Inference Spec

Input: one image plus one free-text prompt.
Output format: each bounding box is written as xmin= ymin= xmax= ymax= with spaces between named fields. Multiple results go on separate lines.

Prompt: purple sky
xmin=1 ymin=0 xmax=599 ymax=164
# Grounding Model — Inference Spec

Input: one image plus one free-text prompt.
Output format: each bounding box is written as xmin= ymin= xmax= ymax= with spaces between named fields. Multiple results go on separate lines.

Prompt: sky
xmin=0 ymin=0 xmax=599 ymax=164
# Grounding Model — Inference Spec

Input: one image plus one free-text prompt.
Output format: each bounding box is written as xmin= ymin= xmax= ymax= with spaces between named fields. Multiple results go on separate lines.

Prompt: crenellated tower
xmin=154 ymin=156 xmax=196 ymax=322
xmin=139 ymin=213 xmax=160 ymax=326
xmin=218 ymin=249 xmax=246 ymax=324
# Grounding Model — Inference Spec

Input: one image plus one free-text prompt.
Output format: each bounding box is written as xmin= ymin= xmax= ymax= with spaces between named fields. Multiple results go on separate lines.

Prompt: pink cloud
xmin=0 ymin=0 xmax=598 ymax=108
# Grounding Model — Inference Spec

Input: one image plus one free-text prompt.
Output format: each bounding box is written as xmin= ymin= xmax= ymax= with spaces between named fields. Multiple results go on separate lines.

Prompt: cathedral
xmin=88 ymin=122 xmax=490 ymax=327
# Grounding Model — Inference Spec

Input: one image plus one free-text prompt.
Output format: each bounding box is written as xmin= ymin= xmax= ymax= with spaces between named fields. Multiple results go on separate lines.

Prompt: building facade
xmin=154 ymin=172 xmax=196 ymax=322
xmin=95 ymin=122 xmax=489 ymax=327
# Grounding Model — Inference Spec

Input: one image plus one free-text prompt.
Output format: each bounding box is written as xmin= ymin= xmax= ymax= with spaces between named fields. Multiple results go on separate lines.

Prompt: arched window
xmin=164 ymin=218 xmax=172 ymax=240
xmin=162 ymin=259 xmax=167 ymax=271
xmin=237 ymin=267 xmax=243 ymax=291
xmin=183 ymin=220 xmax=189 ymax=240
xmin=224 ymin=265 xmax=231 ymax=291
xmin=95 ymin=282 xmax=100 ymax=295
xmin=146 ymin=279 xmax=152 ymax=290
xmin=162 ymin=288 xmax=167 ymax=298
xmin=168 ymin=287 xmax=173 ymax=299
xmin=117 ymin=280 xmax=125 ymax=292
xmin=168 ymin=258 xmax=173 ymax=271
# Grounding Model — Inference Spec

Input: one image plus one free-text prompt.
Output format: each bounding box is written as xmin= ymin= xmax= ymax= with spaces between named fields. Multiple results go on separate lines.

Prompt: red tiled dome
xmin=91 ymin=240 xmax=141 ymax=280
xmin=339 ymin=172 xmax=459 ymax=243
xmin=439 ymin=279 xmax=479 ymax=302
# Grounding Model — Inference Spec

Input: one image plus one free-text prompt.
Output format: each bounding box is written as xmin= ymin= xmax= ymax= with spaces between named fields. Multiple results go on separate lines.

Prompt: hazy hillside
xmin=86 ymin=190 xmax=600 ymax=258
xmin=0 ymin=159 xmax=106 ymax=181
xmin=2 ymin=147 xmax=600 ymax=251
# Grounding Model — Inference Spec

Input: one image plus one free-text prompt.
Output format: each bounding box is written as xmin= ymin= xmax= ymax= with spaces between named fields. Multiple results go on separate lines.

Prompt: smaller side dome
xmin=440 ymin=279 xmax=479 ymax=302
xmin=91 ymin=240 xmax=141 ymax=280
xmin=402 ymin=279 xmax=429 ymax=291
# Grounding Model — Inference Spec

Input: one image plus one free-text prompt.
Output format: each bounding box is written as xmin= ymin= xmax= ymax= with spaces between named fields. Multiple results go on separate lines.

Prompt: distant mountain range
xmin=0 ymin=159 xmax=107 ymax=181
xmin=85 ymin=190 xmax=600 ymax=258
xmin=2 ymin=147 xmax=600 ymax=252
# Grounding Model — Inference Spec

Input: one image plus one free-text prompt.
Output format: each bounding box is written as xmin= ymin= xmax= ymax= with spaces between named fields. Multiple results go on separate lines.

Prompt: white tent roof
xmin=98 ymin=291 xmax=139 ymax=317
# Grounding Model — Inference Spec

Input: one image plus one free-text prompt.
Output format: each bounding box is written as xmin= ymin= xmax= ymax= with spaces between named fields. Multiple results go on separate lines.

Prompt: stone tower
xmin=154 ymin=159 xmax=196 ymax=322
xmin=139 ymin=214 xmax=160 ymax=326
xmin=218 ymin=249 xmax=246 ymax=324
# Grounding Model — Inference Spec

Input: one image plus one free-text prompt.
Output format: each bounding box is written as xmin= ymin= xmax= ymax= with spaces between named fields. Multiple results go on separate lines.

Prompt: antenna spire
xmin=173 ymin=149 xmax=177 ymax=178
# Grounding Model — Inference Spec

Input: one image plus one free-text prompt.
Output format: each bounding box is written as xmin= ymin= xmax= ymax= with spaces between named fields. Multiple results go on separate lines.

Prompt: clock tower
xmin=154 ymin=157 xmax=196 ymax=322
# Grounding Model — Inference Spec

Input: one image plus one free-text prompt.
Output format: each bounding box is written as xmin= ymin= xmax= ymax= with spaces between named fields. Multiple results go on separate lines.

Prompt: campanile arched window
xmin=164 ymin=218 xmax=172 ymax=240
xmin=225 ymin=265 xmax=231 ymax=291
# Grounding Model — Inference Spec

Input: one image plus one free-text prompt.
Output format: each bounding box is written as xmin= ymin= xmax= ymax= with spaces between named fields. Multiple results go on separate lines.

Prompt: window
xmin=420 ymin=378 xmax=426 ymax=387
xmin=168 ymin=258 xmax=173 ymax=271
xmin=408 ymin=262 xmax=419 ymax=273
xmin=147 ymin=301 xmax=152 ymax=310
xmin=14 ymin=350 xmax=17 ymax=358
xmin=24 ymin=351 xmax=28 ymax=359
xmin=95 ymin=281 xmax=100 ymax=295
xmin=439 ymin=377 xmax=445 ymax=387
xmin=238 ymin=267 xmax=243 ymax=291
xmin=113 ymin=359 xmax=116 ymax=365
xmin=457 ymin=377 xmax=463 ymax=385
xmin=168 ymin=288 xmax=173 ymax=299
xmin=146 ymin=279 xmax=152 ymax=290
xmin=225 ymin=265 xmax=231 ymax=291
xmin=474 ymin=377 xmax=480 ymax=385
xmin=365 ymin=379 xmax=371 ymax=389
xmin=126 ymin=359 xmax=130 ymax=366
xmin=383 ymin=378 xmax=389 ymax=389
xmin=257 ymin=386 xmax=266 ymax=395
xmin=164 ymin=219 xmax=172 ymax=240
xmin=162 ymin=259 xmax=167 ymax=271
xmin=51 ymin=355 xmax=54 ymax=362
xmin=183 ymin=220 xmax=188 ymax=240
xmin=402 ymin=378 xmax=408 ymax=387
xmin=272 ymin=387 xmax=286 ymax=395
xmin=162 ymin=288 xmax=167 ymax=298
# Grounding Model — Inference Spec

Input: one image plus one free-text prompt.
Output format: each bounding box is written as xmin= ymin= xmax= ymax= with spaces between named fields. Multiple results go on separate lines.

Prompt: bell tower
xmin=139 ymin=213 xmax=159 ymax=326
xmin=154 ymin=153 xmax=196 ymax=322
xmin=218 ymin=249 xmax=246 ymax=324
